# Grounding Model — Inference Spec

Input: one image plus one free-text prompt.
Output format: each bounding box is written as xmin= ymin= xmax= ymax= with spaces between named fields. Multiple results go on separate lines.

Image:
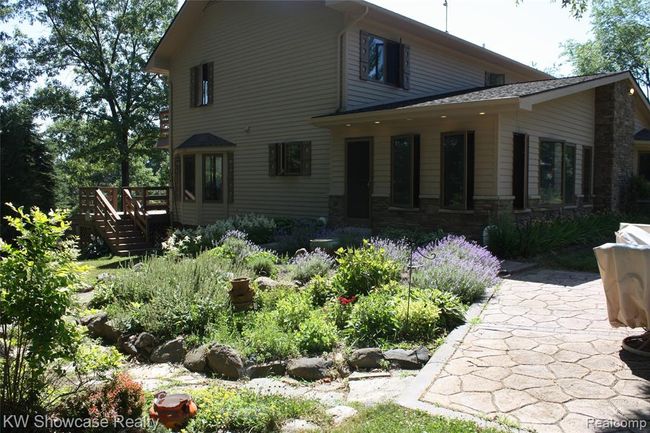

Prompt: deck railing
xmin=94 ymin=189 xmax=121 ymax=247
xmin=78 ymin=186 xmax=169 ymax=217
xmin=123 ymin=188 xmax=149 ymax=243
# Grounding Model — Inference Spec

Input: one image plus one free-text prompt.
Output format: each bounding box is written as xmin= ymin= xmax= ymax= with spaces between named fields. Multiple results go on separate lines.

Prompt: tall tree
xmin=562 ymin=0 xmax=650 ymax=93
xmin=14 ymin=0 xmax=176 ymax=186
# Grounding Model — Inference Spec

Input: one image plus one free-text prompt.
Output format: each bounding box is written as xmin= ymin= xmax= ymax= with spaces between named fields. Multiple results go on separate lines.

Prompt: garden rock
xmin=415 ymin=346 xmax=431 ymax=364
xmin=118 ymin=335 xmax=139 ymax=357
xmin=81 ymin=312 xmax=121 ymax=343
xmin=183 ymin=345 xmax=209 ymax=373
xmin=150 ymin=337 xmax=186 ymax=364
xmin=206 ymin=344 xmax=244 ymax=379
xmin=326 ymin=405 xmax=358 ymax=425
xmin=384 ymin=349 xmax=420 ymax=369
xmin=254 ymin=276 xmax=279 ymax=290
xmin=247 ymin=361 xmax=286 ymax=378
xmin=281 ymin=419 xmax=320 ymax=432
xmin=286 ymin=357 xmax=333 ymax=381
xmin=134 ymin=332 xmax=156 ymax=355
xmin=96 ymin=272 xmax=115 ymax=282
xmin=77 ymin=282 xmax=94 ymax=293
xmin=348 ymin=348 xmax=385 ymax=369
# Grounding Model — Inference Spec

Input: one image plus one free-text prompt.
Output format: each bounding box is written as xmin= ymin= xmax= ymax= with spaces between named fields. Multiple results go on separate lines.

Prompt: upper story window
xmin=269 ymin=141 xmax=312 ymax=176
xmin=190 ymin=62 xmax=213 ymax=107
xmin=485 ymin=72 xmax=505 ymax=86
xmin=360 ymin=31 xmax=410 ymax=89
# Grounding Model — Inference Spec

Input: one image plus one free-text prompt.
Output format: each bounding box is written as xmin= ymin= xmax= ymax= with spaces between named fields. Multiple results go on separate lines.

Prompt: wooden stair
xmin=97 ymin=219 xmax=151 ymax=256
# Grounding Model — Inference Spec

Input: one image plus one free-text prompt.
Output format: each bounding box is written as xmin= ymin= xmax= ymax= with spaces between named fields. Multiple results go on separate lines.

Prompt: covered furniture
xmin=594 ymin=223 xmax=650 ymax=356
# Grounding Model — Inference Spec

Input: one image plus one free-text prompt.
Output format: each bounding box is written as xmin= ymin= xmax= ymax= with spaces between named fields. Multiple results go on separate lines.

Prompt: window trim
xmin=202 ymin=153 xmax=224 ymax=203
xmin=190 ymin=62 xmax=213 ymax=108
xmin=360 ymin=30 xmax=409 ymax=89
xmin=538 ymin=138 xmax=578 ymax=206
xmin=182 ymin=154 xmax=196 ymax=203
xmin=269 ymin=141 xmax=311 ymax=177
xmin=390 ymin=134 xmax=420 ymax=209
xmin=440 ymin=131 xmax=475 ymax=211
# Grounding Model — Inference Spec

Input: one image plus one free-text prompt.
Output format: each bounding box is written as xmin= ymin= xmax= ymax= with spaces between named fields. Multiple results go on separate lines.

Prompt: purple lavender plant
xmin=369 ymin=237 xmax=411 ymax=270
xmin=290 ymin=248 xmax=335 ymax=283
xmin=413 ymin=235 xmax=501 ymax=303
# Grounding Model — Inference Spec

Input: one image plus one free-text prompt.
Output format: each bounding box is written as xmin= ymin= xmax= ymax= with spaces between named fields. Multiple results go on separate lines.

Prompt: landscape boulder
xmin=281 ymin=419 xmax=320 ymax=432
xmin=415 ymin=346 xmax=431 ymax=364
xmin=326 ymin=406 xmax=358 ymax=425
xmin=247 ymin=361 xmax=286 ymax=379
xmin=81 ymin=312 xmax=121 ymax=343
xmin=150 ymin=337 xmax=186 ymax=364
xmin=183 ymin=345 xmax=209 ymax=373
xmin=286 ymin=357 xmax=333 ymax=381
xmin=383 ymin=349 xmax=420 ymax=369
xmin=117 ymin=335 xmax=139 ymax=357
xmin=254 ymin=276 xmax=279 ymax=291
xmin=206 ymin=344 xmax=244 ymax=379
xmin=134 ymin=332 xmax=156 ymax=355
xmin=348 ymin=348 xmax=385 ymax=370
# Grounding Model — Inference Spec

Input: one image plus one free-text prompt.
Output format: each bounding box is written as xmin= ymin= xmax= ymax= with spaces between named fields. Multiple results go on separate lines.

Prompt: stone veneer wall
xmin=593 ymin=81 xmax=635 ymax=211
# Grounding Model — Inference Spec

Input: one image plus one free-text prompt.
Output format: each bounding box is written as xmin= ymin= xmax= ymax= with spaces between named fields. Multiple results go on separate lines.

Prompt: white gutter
xmin=337 ymin=6 xmax=368 ymax=112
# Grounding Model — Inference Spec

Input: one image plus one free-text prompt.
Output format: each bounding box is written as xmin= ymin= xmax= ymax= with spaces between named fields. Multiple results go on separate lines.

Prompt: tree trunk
xmin=119 ymin=130 xmax=130 ymax=187
xmin=121 ymin=157 xmax=130 ymax=187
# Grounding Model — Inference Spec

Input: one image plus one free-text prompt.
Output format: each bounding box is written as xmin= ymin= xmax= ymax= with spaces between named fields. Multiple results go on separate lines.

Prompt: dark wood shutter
xmin=227 ymin=151 xmax=234 ymax=203
xmin=359 ymin=31 xmax=370 ymax=80
xmin=300 ymin=141 xmax=311 ymax=176
xmin=269 ymin=143 xmax=278 ymax=176
xmin=207 ymin=62 xmax=214 ymax=105
xmin=190 ymin=66 xmax=197 ymax=107
xmin=400 ymin=44 xmax=411 ymax=90
xmin=173 ymin=155 xmax=181 ymax=201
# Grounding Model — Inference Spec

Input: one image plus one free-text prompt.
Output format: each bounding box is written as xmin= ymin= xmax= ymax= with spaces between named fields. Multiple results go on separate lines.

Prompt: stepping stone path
xmin=420 ymin=269 xmax=650 ymax=433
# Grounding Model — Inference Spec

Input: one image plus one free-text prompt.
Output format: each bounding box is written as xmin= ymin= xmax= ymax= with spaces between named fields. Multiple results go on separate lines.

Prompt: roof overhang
xmin=311 ymin=98 xmax=518 ymax=127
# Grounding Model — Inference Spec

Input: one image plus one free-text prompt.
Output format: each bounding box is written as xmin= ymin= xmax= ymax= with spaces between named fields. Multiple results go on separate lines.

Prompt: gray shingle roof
xmin=177 ymin=133 xmax=235 ymax=149
xmin=321 ymin=72 xmax=625 ymax=117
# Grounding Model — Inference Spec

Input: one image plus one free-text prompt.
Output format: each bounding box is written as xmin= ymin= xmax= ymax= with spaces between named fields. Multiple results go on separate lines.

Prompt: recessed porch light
xmin=374 ymin=121 xmax=381 ymax=124
xmin=629 ymin=88 xmax=635 ymax=95
xmin=345 ymin=123 xmax=352 ymax=127
xmin=440 ymin=115 xmax=447 ymax=119
xmin=479 ymin=112 xmax=486 ymax=115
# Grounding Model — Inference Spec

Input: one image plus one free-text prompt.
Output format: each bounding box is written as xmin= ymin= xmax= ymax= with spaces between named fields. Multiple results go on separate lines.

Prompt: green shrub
xmin=275 ymin=290 xmax=314 ymax=331
xmin=231 ymin=213 xmax=277 ymax=244
xmin=290 ymin=249 xmax=335 ymax=284
xmin=347 ymin=291 xmax=399 ymax=346
xmin=241 ymin=311 xmax=299 ymax=362
xmin=323 ymin=298 xmax=353 ymax=330
xmin=184 ymin=386 xmax=326 ymax=433
xmin=296 ymin=310 xmax=338 ymax=354
xmin=396 ymin=299 xmax=440 ymax=342
xmin=304 ymin=275 xmax=340 ymax=306
xmin=332 ymin=241 xmax=401 ymax=297
xmin=246 ymin=251 xmax=278 ymax=277
xmin=207 ymin=230 xmax=262 ymax=263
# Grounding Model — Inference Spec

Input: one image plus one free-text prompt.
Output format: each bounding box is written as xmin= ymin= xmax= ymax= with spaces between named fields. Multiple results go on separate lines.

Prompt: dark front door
xmin=346 ymin=139 xmax=371 ymax=220
xmin=513 ymin=133 xmax=528 ymax=210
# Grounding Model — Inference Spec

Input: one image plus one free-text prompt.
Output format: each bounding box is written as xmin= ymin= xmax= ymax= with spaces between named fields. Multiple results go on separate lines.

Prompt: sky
xmin=365 ymin=0 xmax=593 ymax=76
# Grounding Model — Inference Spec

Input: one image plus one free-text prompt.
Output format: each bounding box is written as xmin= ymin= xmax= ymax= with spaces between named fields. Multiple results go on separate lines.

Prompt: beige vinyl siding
xmin=169 ymin=1 xmax=342 ymax=225
xmin=344 ymin=21 xmax=535 ymax=110
xmin=498 ymin=90 xmax=595 ymax=199
xmin=330 ymin=115 xmax=498 ymax=199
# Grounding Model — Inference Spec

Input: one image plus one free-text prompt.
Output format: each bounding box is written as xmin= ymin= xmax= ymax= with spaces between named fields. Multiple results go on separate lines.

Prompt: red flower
xmin=338 ymin=295 xmax=357 ymax=305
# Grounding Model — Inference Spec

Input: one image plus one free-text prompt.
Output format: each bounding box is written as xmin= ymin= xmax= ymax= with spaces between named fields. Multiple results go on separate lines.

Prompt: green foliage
xmin=73 ymin=343 xmax=123 ymax=377
xmin=562 ymin=0 xmax=649 ymax=90
xmin=396 ymin=299 xmax=440 ymax=343
xmin=332 ymin=241 xmax=401 ymax=297
xmin=231 ymin=213 xmax=277 ymax=244
xmin=275 ymin=290 xmax=314 ymax=331
xmin=347 ymin=291 xmax=399 ymax=346
xmin=290 ymin=249 xmax=335 ymax=284
xmin=241 ymin=311 xmax=299 ymax=362
xmin=487 ymin=212 xmax=650 ymax=259
xmin=56 ymin=372 xmax=145 ymax=433
xmin=184 ymin=386 xmax=327 ymax=433
xmin=0 ymin=205 xmax=81 ymax=414
xmin=296 ymin=310 xmax=339 ymax=354
xmin=304 ymin=275 xmax=341 ymax=306
xmin=246 ymin=251 xmax=279 ymax=277
xmin=324 ymin=298 xmax=353 ymax=330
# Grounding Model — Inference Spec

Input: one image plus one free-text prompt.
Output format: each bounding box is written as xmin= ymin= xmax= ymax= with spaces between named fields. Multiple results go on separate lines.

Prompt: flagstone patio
xmin=408 ymin=269 xmax=650 ymax=433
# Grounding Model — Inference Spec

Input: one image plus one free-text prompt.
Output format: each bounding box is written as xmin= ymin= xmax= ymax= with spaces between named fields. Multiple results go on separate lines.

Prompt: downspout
xmin=337 ymin=5 xmax=368 ymax=112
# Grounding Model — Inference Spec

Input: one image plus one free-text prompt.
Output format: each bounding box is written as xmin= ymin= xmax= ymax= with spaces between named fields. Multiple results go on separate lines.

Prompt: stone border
xmin=396 ymin=284 xmax=531 ymax=433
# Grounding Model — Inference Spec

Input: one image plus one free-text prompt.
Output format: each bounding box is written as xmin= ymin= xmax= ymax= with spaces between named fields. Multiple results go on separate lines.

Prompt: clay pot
xmin=149 ymin=392 xmax=197 ymax=430
xmin=230 ymin=277 xmax=251 ymax=295
xmin=229 ymin=277 xmax=254 ymax=311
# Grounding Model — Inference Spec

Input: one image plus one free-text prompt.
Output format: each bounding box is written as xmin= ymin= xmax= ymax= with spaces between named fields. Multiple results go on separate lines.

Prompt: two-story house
xmin=145 ymin=0 xmax=650 ymax=236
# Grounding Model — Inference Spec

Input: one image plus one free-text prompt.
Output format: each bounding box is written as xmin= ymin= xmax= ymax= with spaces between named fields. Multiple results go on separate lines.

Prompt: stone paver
xmin=420 ymin=269 xmax=650 ymax=433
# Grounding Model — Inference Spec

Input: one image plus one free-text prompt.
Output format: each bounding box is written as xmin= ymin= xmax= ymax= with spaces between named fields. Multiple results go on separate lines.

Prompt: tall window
xmin=360 ymin=31 xmax=410 ymax=89
xmin=639 ymin=153 xmax=650 ymax=181
xmin=442 ymin=131 xmax=475 ymax=210
xmin=190 ymin=62 xmax=213 ymax=107
xmin=203 ymin=154 xmax=223 ymax=202
xmin=582 ymin=147 xmax=593 ymax=202
xmin=391 ymin=135 xmax=420 ymax=208
xmin=539 ymin=140 xmax=576 ymax=205
xmin=269 ymin=142 xmax=311 ymax=176
xmin=182 ymin=155 xmax=195 ymax=202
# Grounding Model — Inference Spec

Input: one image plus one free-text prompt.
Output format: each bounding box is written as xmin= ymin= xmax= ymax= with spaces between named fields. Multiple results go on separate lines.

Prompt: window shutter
xmin=189 ymin=66 xmax=197 ymax=107
xmin=269 ymin=143 xmax=278 ymax=176
xmin=359 ymin=31 xmax=370 ymax=80
xmin=207 ymin=62 xmax=214 ymax=105
xmin=227 ymin=151 xmax=234 ymax=203
xmin=300 ymin=141 xmax=311 ymax=176
xmin=400 ymin=44 xmax=411 ymax=90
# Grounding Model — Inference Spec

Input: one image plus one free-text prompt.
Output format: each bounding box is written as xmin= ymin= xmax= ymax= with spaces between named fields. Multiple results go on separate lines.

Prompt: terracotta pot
xmin=149 ymin=392 xmax=197 ymax=430
xmin=230 ymin=277 xmax=251 ymax=295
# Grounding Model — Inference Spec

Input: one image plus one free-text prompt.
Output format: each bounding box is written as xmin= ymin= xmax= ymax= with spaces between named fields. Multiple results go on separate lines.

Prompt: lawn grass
xmin=78 ymin=255 xmax=142 ymax=283
xmin=536 ymin=246 xmax=600 ymax=273
xmin=331 ymin=403 xmax=510 ymax=433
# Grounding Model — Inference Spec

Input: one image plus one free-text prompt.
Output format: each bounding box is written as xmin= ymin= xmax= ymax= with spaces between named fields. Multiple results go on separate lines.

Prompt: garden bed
xmin=83 ymin=218 xmax=501 ymax=384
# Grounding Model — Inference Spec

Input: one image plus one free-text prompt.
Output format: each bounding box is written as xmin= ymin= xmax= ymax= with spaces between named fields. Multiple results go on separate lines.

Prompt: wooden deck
xmin=76 ymin=187 xmax=170 ymax=256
